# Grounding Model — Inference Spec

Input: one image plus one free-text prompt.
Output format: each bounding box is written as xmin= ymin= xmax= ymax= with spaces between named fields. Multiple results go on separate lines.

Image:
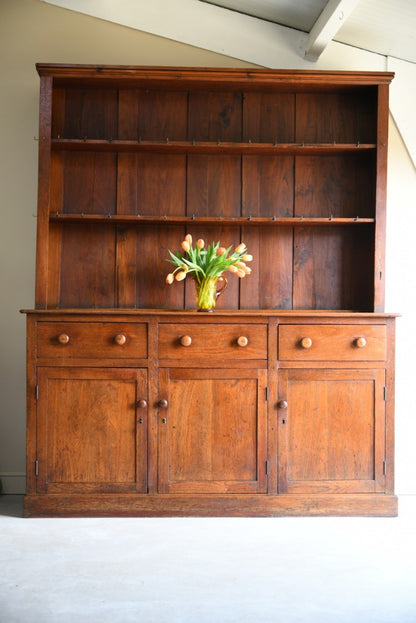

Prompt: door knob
xmin=137 ymin=399 xmax=147 ymax=409
xmin=57 ymin=333 xmax=70 ymax=344
xmin=180 ymin=335 xmax=192 ymax=346
xmin=114 ymin=334 xmax=127 ymax=345
xmin=237 ymin=336 xmax=248 ymax=347
xmin=300 ymin=337 xmax=312 ymax=349
xmin=277 ymin=400 xmax=288 ymax=409
xmin=158 ymin=399 xmax=168 ymax=408
xmin=355 ymin=337 xmax=367 ymax=348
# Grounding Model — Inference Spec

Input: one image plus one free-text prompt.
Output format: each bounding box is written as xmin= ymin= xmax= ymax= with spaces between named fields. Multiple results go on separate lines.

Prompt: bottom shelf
xmin=23 ymin=493 xmax=398 ymax=518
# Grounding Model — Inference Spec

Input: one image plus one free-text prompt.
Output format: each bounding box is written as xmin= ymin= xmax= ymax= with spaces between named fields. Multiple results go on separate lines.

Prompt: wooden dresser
xmin=23 ymin=64 xmax=397 ymax=516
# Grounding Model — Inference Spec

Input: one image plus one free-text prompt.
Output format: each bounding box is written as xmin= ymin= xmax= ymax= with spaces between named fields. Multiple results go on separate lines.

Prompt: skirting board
xmin=0 ymin=473 xmax=26 ymax=494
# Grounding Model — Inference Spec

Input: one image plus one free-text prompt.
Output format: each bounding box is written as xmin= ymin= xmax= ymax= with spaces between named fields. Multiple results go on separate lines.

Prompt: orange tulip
xmin=235 ymin=269 xmax=246 ymax=278
xmin=228 ymin=265 xmax=238 ymax=273
xmin=175 ymin=271 xmax=187 ymax=281
xmin=181 ymin=240 xmax=190 ymax=252
xmin=185 ymin=234 xmax=192 ymax=245
xmin=242 ymin=254 xmax=253 ymax=262
xmin=217 ymin=246 xmax=227 ymax=255
xmin=235 ymin=243 xmax=246 ymax=254
xmin=197 ymin=238 xmax=205 ymax=249
xmin=166 ymin=273 xmax=174 ymax=284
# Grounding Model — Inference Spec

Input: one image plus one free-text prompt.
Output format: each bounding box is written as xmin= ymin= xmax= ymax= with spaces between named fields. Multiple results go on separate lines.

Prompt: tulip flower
xmin=166 ymin=273 xmax=174 ymax=284
xmin=235 ymin=243 xmax=246 ymax=254
xmin=242 ymin=254 xmax=253 ymax=262
xmin=181 ymin=240 xmax=190 ymax=252
xmin=175 ymin=271 xmax=187 ymax=281
xmin=197 ymin=238 xmax=205 ymax=249
xmin=185 ymin=234 xmax=192 ymax=245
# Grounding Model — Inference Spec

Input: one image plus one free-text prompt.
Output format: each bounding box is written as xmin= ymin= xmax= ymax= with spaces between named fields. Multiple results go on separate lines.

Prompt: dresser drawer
xmin=37 ymin=322 xmax=148 ymax=359
xmin=158 ymin=323 xmax=267 ymax=359
xmin=278 ymin=324 xmax=386 ymax=361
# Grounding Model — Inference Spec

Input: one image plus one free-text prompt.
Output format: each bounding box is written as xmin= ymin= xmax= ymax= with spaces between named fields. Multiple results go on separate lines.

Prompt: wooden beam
xmin=303 ymin=0 xmax=362 ymax=62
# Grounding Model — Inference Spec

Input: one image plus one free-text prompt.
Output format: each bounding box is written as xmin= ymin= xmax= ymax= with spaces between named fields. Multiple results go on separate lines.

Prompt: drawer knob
xmin=137 ymin=399 xmax=147 ymax=409
xmin=300 ymin=337 xmax=313 ymax=349
xmin=158 ymin=399 xmax=168 ymax=409
xmin=57 ymin=333 xmax=70 ymax=344
xmin=114 ymin=334 xmax=127 ymax=345
xmin=237 ymin=336 xmax=248 ymax=347
xmin=277 ymin=400 xmax=288 ymax=409
xmin=355 ymin=337 xmax=367 ymax=348
xmin=180 ymin=335 xmax=192 ymax=347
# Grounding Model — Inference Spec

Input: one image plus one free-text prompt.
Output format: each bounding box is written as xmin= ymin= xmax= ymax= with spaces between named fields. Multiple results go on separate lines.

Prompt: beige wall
xmin=1 ymin=0 xmax=415 ymax=494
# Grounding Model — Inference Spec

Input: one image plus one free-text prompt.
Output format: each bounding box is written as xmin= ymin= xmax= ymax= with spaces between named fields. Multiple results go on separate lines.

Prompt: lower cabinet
xmin=23 ymin=312 xmax=397 ymax=517
xmin=277 ymin=368 xmax=386 ymax=494
xmin=157 ymin=367 xmax=268 ymax=494
xmin=36 ymin=367 xmax=148 ymax=494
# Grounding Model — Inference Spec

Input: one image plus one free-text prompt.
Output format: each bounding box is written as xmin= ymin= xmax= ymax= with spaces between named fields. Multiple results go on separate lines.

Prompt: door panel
xmin=278 ymin=368 xmax=385 ymax=494
xmin=37 ymin=367 xmax=147 ymax=493
xmin=158 ymin=368 xmax=267 ymax=493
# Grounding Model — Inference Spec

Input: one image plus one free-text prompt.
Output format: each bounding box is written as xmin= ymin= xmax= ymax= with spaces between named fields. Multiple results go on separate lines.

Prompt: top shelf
xmin=51 ymin=138 xmax=377 ymax=156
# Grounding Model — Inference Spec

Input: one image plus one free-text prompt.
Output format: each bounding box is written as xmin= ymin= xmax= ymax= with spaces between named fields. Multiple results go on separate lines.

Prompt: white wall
xmin=1 ymin=0 xmax=415 ymax=495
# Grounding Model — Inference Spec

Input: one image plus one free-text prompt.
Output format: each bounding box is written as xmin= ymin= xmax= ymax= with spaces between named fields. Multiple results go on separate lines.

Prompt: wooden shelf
xmin=48 ymin=213 xmax=375 ymax=226
xmin=51 ymin=138 xmax=377 ymax=156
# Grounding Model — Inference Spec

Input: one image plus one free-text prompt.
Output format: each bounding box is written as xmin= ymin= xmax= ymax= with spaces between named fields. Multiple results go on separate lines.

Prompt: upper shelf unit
xmin=34 ymin=65 xmax=393 ymax=312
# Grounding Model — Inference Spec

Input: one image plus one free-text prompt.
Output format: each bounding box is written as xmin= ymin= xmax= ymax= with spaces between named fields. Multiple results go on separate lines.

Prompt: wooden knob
xmin=355 ymin=337 xmax=367 ymax=348
xmin=114 ymin=334 xmax=127 ymax=345
xmin=300 ymin=337 xmax=313 ymax=349
xmin=237 ymin=336 xmax=248 ymax=347
xmin=57 ymin=333 xmax=70 ymax=344
xmin=158 ymin=399 xmax=168 ymax=409
xmin=277 ymin=400 xmax=288 ymax=409
xmin=180 ymin=335 xmax=192 ymax=347
xmin=137 ymin=399 xmax=147 ymax=409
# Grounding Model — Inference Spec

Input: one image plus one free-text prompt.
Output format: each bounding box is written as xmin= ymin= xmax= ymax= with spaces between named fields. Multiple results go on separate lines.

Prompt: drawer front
xmin=158 ymin=324 xmax=267 ymax=359
xmin=37 ymin=322 xmax=148 ymax=359
xmin=278 ymin=324 xmax=386 ymax=361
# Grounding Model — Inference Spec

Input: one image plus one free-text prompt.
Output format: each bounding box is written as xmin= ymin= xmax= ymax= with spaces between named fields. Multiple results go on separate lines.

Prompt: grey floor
xmin=1 ymin=495 xmax=416 ymax=623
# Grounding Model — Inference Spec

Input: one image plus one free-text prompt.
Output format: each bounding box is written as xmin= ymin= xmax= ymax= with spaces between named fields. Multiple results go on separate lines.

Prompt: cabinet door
xmin=36 ymin=367 xmax=148 ymax=493
xmin=278 ymin=368 xmax=386 ymax=494
xmin=158 ymin=368 xmax=268 ymax=493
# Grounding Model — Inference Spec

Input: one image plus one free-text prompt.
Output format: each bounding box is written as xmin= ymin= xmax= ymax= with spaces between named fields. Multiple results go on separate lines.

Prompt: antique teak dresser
xmin=23 ymin=64 xmax=398 ymax=517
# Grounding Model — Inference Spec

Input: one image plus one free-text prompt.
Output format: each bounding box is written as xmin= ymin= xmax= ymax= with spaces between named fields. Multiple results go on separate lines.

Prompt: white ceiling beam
xmin=303 ymin=0 xmax=361 ymax=62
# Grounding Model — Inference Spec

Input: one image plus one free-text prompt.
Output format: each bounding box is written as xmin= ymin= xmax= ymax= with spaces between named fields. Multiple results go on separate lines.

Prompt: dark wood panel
xmin=62 ymin=151 xmax=117 ymax=214
xmin=293 ymin=226 xmax=374 ymax=310
xmin=295 ymin=91 xmax=377 ymax=143
xmin=240 ymin=226 xmax=293 ymax=309
xmin=243 ymin=92 xmax=295 ymax=142
xmin=61 ymin=88 xmax=118 ymax=139
xmin=59 ymin=224 xmax=116 ymax=308
xmin=134 ymin=225 xmax=185 ymax=309
xmin=118 ymin=89 xmax=188 ymax=140
xmin=188 ymin=91 xmax=242 ymax=141
xmin=295 ymin=155 xmax=375 ymax=219
xmin=187 ymin=154 xmax=241 ymax=217
xmin=117 ymin=153 xmax=186 ymax=215
xmin=242 ymin=155 xmax=294 ymax=217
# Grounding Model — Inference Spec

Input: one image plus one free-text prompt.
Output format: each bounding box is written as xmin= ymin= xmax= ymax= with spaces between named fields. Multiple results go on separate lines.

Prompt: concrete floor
xmin=1 ymin=495 xmax=416 ymax=623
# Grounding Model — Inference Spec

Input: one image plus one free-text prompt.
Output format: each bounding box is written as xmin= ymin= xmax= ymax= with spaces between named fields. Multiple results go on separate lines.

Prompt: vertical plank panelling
xmin=59 ymin=224 xmax=116 ymax=308
xmin=188 ymin=91 xmax=242 ymax=141
xmin=243 ymin=92 xmax=295 ymax=142
xmin=62 ymin=89 xmax=118 ymax=139
xmin=62 ymin=152 xmax=117 ymax=214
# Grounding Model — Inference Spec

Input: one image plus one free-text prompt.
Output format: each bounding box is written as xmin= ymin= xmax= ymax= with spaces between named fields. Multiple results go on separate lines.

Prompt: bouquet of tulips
xmin=165 ymin=234 xmax=252 ymax=285
xmin=165 ymin=235 xmax=253 ymax=310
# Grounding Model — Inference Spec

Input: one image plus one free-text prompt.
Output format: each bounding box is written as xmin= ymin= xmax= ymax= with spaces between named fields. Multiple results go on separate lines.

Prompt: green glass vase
xmin=195 ymin=275 xmax=227 ymax=311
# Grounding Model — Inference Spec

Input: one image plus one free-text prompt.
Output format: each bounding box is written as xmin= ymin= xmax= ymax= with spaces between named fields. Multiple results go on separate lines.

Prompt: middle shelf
xmin=48 ymin=213 xmax=375 ymax=226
